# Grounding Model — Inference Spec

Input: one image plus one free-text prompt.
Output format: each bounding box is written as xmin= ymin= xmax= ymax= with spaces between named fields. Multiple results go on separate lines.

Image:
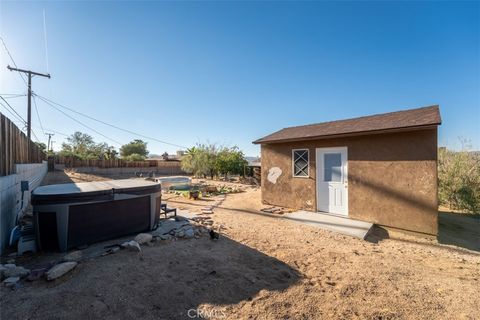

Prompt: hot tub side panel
xmin=67 ymin=195 xmax=151 ymax=248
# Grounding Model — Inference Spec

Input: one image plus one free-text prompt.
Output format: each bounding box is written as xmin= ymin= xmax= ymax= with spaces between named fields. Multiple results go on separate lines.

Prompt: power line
xmin=35 ymin=94 xmax=187 ymax=149
xmin=0 ymin=96 xmax=26 ymax=124
xmin=9 ymin=119 xmax=68 ymax=137
xmin=32 ymin=94 xmax=45 ymax=135
xmin=0 ymin=93 xmax=26 ymax=98
xmin=31 ymin=129 xmax=41 ymax=143
xmin=35 ymin=95 xmax=122 ymax=145
xmin=0 ymin=36 xmax=28 ymax=86
xmin=0 ymin=102 xmax=27 ymax=125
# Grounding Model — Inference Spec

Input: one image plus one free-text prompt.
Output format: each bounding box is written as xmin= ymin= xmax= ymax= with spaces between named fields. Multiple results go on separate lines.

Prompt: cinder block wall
xmin=0 ymin=162 xmax=48 ymax=254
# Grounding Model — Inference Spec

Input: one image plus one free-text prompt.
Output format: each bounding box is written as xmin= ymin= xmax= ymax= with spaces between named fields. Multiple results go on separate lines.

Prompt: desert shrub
xmin=123 ymin=153 xmax=146 ymax=161
xmin=181 ymin=144 xmax=247 ymax=179
xmin=438 ymin=147 xmax=480 ymax=213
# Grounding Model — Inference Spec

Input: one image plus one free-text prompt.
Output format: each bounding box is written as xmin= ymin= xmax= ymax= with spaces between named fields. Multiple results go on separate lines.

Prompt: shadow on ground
xmin=0 ymin=236 xmax=301 ymax=320
xmin=437 ymin=210 xmax=479 ymax=252
xmin=40 ymin=170 xmax=75 ymax=185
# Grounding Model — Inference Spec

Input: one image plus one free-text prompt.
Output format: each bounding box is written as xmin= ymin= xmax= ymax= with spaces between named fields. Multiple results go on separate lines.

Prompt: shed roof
xmin=253 ymin=105 xmax=441 ymax=144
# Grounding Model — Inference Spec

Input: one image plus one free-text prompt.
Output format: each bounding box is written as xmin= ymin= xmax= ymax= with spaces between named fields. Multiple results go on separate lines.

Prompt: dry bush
xmin=438 ymin=147 xmax=480 ymax=214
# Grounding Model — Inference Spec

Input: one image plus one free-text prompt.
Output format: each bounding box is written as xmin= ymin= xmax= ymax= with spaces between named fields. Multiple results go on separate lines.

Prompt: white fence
xmin=0 ymin=161 xmax=47 ymax=254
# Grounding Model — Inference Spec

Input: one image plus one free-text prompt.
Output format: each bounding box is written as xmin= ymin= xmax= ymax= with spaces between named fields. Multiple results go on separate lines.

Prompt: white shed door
xmin=316 ymin=147 xmax=348 ymax=216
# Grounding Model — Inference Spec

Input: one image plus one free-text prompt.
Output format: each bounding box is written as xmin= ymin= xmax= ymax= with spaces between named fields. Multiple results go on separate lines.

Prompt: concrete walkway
xmin=283 ymin=211 xmax=373 ymax=239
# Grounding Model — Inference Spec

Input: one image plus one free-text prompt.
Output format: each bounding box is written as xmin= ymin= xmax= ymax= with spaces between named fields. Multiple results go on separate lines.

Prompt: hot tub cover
xmin=32 ymin=179 xmax=161 ymax=205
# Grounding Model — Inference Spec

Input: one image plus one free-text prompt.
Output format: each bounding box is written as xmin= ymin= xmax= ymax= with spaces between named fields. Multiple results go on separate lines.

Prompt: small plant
xmin=438 ymin=143 xmax=480 ymax=214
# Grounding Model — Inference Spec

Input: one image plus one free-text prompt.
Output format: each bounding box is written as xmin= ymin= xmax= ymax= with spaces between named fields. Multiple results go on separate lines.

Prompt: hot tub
xmin=32 ymin=179 xmax=161 ymax=252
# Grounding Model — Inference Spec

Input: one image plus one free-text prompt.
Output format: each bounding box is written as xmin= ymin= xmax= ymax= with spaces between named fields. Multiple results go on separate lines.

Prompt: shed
xmin=253 ymin=105 xmax=441 ymax=235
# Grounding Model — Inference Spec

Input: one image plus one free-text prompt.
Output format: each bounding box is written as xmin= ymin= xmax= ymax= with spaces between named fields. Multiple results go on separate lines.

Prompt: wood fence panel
xmin=55 ymin=156 xmax=183 ymax=170
xmin=0 ymin=113 xmax=46 ymax=176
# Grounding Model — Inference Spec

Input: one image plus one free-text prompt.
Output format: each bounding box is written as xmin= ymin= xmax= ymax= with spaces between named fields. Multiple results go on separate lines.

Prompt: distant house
xmin=253 ymin=105 xmax=441 ymax=235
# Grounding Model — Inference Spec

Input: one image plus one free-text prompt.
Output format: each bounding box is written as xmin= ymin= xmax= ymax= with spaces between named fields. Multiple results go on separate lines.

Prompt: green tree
xmin=59 ymin=131 xmax=117 ymax=160
xmin=181 ymin=143 xmax=247 ymax=179
xmin=120 ymin=139 xmax=148 ymax=160
xmin=34 ymin=142 xmax=47 ymax=153
xmin=216 ymin=146 xmax=248 ymax=179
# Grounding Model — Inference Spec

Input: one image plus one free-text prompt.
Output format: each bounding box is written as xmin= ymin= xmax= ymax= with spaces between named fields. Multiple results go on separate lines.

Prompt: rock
xmin=4 ymin=264 xmax=16 ymax=269
xmin=121 ymin=240 xmax=141 ymax=252
xmin=184 ymin=228 xmax=195 ymax=239
xmin=3 ymin=266 xmax=30 ymax=278
xmin=152 ymin=219 xmax=190 ymax=237
xmin=159 ymin=234 xmax=172 ymax=240
xmin=176 ymin=230 xmax=185 ymax=238
xmin=110 ymin=246 xmax=121 ymax=253
xmin=0 ymin=265 xmax=6 ymax=280
xmin=134 ymin=233 xmax=153 ymax=244
xmin=3 ymin=277 xmax=20 ymax=287
xmin=27 ymin=263 xmax=54 ymax=282
xmin=46 ymin=262 xmax=77 ymax=281
xmin=63 ymin=250 xmax=83 ymax=262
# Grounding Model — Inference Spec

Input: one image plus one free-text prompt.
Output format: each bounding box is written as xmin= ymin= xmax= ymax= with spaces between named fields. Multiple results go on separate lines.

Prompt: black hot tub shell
xmin=32 ymin=179 xmax=161 ymax=252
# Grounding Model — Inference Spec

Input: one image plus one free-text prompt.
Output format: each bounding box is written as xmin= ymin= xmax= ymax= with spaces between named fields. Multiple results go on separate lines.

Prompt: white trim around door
xmin=316 ymin=147 xmax=348 ymax=216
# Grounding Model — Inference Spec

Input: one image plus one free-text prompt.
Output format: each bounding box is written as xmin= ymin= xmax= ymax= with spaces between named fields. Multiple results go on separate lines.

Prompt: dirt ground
xmin=1 ymin=172 xmax=479 ymax=320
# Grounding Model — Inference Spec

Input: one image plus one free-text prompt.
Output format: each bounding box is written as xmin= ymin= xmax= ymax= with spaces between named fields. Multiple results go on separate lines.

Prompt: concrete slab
xmin=283 ymin=211 xmax=373 ymax=239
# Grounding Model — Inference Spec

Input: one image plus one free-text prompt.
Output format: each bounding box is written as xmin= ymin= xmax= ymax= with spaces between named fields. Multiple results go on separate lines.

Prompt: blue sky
xmin=0 ymin=1 xmax=478 ymax=156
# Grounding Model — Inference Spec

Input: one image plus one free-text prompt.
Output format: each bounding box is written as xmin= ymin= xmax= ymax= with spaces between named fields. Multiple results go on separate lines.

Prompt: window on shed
xmin=293 ymin=149 xmax=309 ymax=177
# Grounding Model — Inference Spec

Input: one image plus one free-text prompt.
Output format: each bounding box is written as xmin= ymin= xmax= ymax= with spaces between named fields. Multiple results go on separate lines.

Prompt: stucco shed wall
xmin=260 ymin=129 xmax=438 ymax=235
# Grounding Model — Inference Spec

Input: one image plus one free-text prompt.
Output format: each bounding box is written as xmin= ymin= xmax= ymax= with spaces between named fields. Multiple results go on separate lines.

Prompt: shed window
xmin=324 ymin=153 xmax=342 ymax=182
xmin=293 ymin=149 xmax=309 ymax=177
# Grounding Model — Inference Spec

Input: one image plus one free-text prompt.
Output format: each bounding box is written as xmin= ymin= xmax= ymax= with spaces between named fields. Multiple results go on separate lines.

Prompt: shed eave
xmin=252 ymin=123 xmax=440 ymax=145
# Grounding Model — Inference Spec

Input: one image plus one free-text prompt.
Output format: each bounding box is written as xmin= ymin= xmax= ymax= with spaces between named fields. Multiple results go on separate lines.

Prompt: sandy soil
xmin=1 ymin=173 xmax=479 ymax=320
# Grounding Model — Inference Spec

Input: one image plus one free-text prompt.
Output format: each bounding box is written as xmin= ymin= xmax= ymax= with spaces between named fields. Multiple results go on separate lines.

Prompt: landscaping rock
xmin=121 ymin=240 xmax=142 ymax=252
xmin=0 ymin=265 xmax=6 ymax=280
xmin=184 ymin=228 xmax=195 ymax=239
xmin=27 ymin=263 xmax=54 ymax=282
xmin=159 ymin=234 xmax=172 ymax=240
xmin=152 ymin=219 xmax=190 ymax=237
xmin=46 ymin=262 xmax=77 ymax=281
xmin=63 ymin=250 xmax=83 ymax=262
xmin=134 ymin=233 xmax=153 ymax=244
xmin=3 ymin=266 xmax=30 ymax=278
xmin=176 ymin=230 xmax=185 ymax=238
xmin=3 ymin=276 xmax=20 ymax=287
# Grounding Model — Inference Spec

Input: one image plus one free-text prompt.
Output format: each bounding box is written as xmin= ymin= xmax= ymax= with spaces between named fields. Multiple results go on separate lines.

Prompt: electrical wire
xmin=0 ymin=96 xmax=26 ymax=124
xmin=0 ymin=101 xmax=42 ymax=143
xmin=35 ymin=95 xmax=122 ymax=145
xmin=31 ymin=129 xmax=41 ymax=143
xmin=0 ymin=102 xmax=27 ymax=125
xmin=32 ymin=95 xmax=46 ymax=135
xmin=10 ymin=120 xmax=68 ymax=137
xmin=0 ymin=93 xmax=26 ymax=98
xmin=35 ymin=94 xmax=187 ymax=149
xmin=0 ymin=36 xmax=28 ymax=86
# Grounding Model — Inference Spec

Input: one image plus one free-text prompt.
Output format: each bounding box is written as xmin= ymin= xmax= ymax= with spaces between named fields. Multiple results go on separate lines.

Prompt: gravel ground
xmin=1 ymin=174 xmax=479 ymax=320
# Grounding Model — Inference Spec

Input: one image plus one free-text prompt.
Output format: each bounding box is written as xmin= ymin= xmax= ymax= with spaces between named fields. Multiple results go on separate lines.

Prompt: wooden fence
xmin=55 ymin=156 xmax=183 ymax=169
xmin=0 ymin=113 xmax=46 ymax=176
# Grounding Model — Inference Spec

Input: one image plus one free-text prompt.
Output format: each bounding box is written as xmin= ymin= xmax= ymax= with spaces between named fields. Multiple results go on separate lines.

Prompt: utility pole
xmin=7 ymin=65 xmax=50 ymax=160
xmin=45 ymin=133 xmax=54 ymax=151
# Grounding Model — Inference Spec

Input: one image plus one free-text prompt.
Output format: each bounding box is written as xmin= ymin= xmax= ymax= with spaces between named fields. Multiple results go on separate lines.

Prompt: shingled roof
xmin=253 ymin=105 xmax=441 ymax=144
